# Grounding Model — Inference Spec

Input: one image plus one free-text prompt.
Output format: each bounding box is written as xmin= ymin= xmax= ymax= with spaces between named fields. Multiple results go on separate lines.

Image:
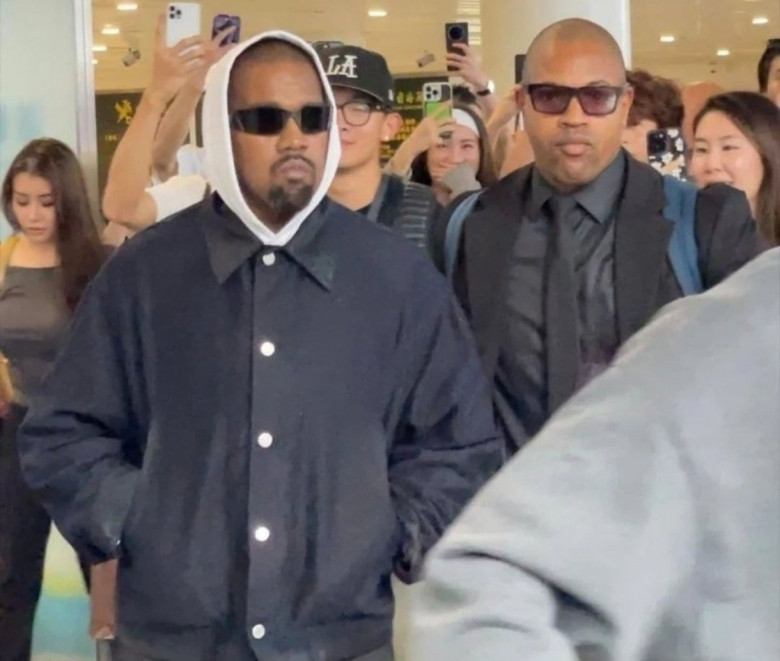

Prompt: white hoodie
xmin=201 ymin=31 xmax=342 ymax=246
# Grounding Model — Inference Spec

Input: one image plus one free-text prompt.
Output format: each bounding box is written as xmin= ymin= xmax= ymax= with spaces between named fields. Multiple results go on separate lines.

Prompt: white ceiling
xmin=91 ymin=0 xmax=779 ymax=91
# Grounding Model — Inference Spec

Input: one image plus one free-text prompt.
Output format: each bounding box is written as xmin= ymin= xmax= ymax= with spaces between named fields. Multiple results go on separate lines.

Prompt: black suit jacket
xmin=430 ymin=155 xmax=765 ymax=411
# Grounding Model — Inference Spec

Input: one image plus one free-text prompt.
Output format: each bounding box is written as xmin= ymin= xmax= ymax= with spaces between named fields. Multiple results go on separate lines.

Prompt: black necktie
xmin=545 ymin=195 xmax=580 ymax=414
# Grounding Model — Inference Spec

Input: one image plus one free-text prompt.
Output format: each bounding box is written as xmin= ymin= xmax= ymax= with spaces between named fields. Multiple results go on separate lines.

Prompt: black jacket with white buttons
xmin=18 ymin=194 xmax=501 ymax=661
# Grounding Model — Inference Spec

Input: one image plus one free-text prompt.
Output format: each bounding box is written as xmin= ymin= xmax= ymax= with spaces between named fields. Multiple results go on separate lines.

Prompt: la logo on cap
xmin=325 ymin=54 xmax=358 ymax=79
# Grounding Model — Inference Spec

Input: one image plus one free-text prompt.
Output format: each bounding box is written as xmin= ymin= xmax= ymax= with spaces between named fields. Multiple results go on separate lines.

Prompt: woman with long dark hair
xmin=0 ymin=138 xmax=105 ymax=660
xmin=689 ymin=91 xmax=780 ymax=246
xmin=410 ymin=104 xmax=498 ymax=206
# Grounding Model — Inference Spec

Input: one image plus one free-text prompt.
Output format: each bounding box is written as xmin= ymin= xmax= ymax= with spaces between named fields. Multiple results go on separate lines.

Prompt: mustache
xmin=272 ymin=154 xmax=315 ymax=173
xmin=553 ymin=134 xmax=594 ymax=147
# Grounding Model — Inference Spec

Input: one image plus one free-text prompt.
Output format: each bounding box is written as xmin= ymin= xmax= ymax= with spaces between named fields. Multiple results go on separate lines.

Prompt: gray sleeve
xmin=408 ymin=335 xmax=699 ymax=659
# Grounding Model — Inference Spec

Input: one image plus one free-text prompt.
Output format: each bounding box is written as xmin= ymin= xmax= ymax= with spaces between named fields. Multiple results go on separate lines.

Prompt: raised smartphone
xmin=445 ymin=22 xmax=469 ymax=71
xmin=166 ymin=3 xmax=201 ymax=48
xmin=422 ymin=81 xmax=453 ymax=118
xmin=648 ymin=127 xmax=687 ymax=180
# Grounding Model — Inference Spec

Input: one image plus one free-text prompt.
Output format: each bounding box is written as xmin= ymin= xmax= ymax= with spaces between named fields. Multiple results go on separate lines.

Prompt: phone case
xmin=422 ymin=82 xmax=453 ymax=118
xmin=212 ymin=14 xmax=240 ymax=44
xmin=648 ymin=127 xmax=687 ymax=180
xmin=445 ymin=22 xmax=469 ymax=71
xmin=166 ymin=3 xmax=201 ymax=48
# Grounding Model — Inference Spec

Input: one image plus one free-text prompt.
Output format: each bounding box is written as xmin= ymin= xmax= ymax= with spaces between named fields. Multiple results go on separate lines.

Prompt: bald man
xmin=430 ymin=18 xmax=763 ymax=455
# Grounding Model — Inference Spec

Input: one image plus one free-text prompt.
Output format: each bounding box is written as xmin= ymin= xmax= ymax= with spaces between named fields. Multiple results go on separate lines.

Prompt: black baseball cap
xmin=317 ymin=45 xmax=395 ymax=108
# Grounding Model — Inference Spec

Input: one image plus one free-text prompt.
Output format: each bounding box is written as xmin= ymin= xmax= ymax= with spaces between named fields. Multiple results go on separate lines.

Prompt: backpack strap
xmin=444 ymin=192 xmax=482 ymax=281
xmin=398 ymin=180 xmax=438 ymax=248
xmin=662 ymin=176 xmax=703 ymax=296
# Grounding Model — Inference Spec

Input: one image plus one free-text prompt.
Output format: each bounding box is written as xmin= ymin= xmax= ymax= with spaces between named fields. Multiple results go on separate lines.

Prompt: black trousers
xmin=0 ymin=404 xmax=51 ymax=661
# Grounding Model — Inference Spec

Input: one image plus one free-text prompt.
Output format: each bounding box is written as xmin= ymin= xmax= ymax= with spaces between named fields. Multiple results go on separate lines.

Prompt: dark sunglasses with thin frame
xmin=525 ymin=84 xmax=627 ymax=116
xmin=230 ymin=104 xmax=333 ymax=136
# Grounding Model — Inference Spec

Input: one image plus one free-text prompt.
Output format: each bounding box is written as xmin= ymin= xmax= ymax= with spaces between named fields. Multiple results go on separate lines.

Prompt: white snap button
xmin=259 ymin=341 xmax=275 ymax=357
xmin=254 ymin=526 xmax=271 ymax=543
xmin=262 ymin=253 xmax=276 ymax=266
xmin=257 ymin=432 xmax=274 ymax=449
xmin=251 ymin=623 xmax=266 ymax=639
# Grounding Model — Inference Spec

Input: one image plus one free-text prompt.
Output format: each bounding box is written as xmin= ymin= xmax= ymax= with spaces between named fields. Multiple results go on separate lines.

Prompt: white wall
xmin=634 ymin=56 xmax=760 ymax=91
xmin=0 ymin=0 xmax=93 ymax=238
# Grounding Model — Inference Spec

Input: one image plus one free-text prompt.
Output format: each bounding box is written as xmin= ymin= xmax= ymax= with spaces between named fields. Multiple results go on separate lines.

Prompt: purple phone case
xmin=212 ymin=14 xmax=240 ymax=43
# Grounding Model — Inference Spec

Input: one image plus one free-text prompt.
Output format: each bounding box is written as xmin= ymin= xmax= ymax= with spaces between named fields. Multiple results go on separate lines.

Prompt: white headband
xmin=452 ymin=108 xmax=480 ymax=138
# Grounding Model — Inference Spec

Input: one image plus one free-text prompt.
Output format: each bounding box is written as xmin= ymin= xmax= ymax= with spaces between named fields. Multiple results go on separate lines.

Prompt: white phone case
xmin=166 ymin=3 xmax=201 ymax=47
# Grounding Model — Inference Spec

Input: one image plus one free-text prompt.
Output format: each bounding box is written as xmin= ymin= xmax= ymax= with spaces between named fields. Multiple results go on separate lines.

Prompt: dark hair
xmin=694 ymin=92 xmax=780 ymax=246
xmin=410 ymin=104 xmax=497 ymax=190
xmin=757 ymin=38 xmax=780 ymax=93
xmin=627 ymin=69 xmax=684 ymax=129
xmin=452 ymin=84 xmax=479 ymax=108
xmin=2 ymin=138 xmax=105 ymax=310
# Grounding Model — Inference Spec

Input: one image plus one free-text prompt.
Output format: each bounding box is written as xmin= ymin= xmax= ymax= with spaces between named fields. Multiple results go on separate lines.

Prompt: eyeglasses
xmin=525 ymin=84 xmax=626 ymax=116
xmin=335 ymin=100 xmax=386 ymax=127
xmin=230 ymin=104 xmax=332 ymax=136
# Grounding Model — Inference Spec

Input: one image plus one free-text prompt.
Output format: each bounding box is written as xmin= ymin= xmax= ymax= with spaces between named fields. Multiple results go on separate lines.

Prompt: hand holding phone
xmin=445 ymin=22 xmax=469 ymax=72
xmin=423 ymin=82 xmax=454 ymax=140
xmin=151 ymin=12 xmax=206 ymax=101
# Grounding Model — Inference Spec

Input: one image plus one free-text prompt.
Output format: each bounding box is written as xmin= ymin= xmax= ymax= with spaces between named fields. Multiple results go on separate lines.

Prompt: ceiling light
xmin=117 ymin=2 xmax=138 ymax=10
xmin=92 ymin=44 xmax=108 ymax=52
xmin=368 ymin=9 xmax=388 ymax=17
xmin=717 ymin=48 xmax=731 ymax=57
xmin=752 ymin=16 xmax=769 ymax=25
xmin=102 ymin=25 xmax=120 ymax=36
xmin=92 ymin=58 xmax=99 ymax=65
xmin=659 ymin=35 xmax=676 ymax=43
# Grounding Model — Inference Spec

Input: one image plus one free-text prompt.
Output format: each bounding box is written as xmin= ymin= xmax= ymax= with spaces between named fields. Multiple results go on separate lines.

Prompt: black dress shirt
xmin=18 ymin=195 xmax=501 ymax=661
xmin=495 ymin=153 xmax=626 ymax=451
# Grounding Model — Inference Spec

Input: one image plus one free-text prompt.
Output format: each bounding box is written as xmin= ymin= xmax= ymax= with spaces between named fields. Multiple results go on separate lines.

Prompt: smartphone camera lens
xmin=448 ymin=25 xmax=464 ymax=41
xmin=648 ymin=133 xmax=667 ymax=155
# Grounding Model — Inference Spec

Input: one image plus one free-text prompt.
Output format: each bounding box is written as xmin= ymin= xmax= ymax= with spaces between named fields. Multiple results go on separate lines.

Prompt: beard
xmin=267 ymin=182 xmax=315 ymax=222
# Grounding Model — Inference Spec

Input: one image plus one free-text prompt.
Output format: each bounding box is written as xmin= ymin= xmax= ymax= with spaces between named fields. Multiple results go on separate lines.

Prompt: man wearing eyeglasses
xmin=318 ymin=44 xmax=439 ymax=247
xmin=433 ymin=17 xmax=763 ymax=456
xmin=17 ymin=31 xmax=501 ymax=661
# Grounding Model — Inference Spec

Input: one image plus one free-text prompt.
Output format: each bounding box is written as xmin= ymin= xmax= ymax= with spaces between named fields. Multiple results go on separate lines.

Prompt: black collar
xmin=200 ymin=195 xmax=336 ymax=290
xmin=529 ymin=151 xmax=627 ymax=224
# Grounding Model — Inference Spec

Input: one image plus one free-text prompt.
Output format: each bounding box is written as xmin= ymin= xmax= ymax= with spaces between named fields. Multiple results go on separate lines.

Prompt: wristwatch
xmin=476 ymin=79 xmax=495 ymax=96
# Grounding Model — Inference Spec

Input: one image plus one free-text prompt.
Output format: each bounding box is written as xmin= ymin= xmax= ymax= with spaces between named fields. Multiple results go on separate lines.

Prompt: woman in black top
xmin=0 ymin=138 xmax=105 ymax=661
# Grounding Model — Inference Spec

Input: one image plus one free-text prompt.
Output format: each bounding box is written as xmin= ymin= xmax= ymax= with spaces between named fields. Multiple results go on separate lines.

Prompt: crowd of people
xmin=0 ymin=12 xmax=778 ymax=661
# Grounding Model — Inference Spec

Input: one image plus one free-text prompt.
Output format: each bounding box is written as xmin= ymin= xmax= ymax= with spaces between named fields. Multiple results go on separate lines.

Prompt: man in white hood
xmin=17 ymin=32 xmax=502 ymax=661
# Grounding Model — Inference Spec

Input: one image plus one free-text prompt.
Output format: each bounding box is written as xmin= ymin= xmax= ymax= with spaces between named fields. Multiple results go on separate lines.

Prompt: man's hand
xmin=446 ymin=43 xmax=490 ymax=91
xmin=146 ymin=13 xmax=206 ymax=108
xmin=185 ymin=26 xmax=237 ymax=92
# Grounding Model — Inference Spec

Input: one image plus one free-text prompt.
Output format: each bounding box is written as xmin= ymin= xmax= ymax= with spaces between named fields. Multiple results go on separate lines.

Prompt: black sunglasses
xmin=525 ymin=84 xmax=626 ymax=116
xmin=230 ymin=104 xmax=332 ymax=136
